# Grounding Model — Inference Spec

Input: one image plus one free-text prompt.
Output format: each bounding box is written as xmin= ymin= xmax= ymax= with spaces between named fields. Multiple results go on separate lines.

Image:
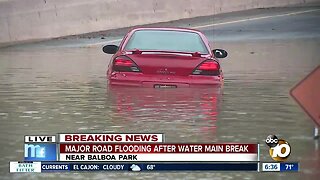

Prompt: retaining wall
xmin=0 ymin=0 xmax=319 ymax=46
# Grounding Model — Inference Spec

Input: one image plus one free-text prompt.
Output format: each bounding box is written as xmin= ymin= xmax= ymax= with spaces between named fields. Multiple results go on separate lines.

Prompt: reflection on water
xmin=0 ymin=39 xmax=319 ymax=180
xmin=108 ymin=86 xmax=221 ymax=142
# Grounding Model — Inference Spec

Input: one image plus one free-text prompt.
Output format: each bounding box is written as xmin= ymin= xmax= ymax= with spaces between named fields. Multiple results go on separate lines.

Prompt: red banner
xmin=59 ymin=143 xmax=258 ymax=153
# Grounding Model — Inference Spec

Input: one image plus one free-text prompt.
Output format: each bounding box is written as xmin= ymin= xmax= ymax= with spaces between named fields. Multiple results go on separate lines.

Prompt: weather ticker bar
xmin=10 ymin=161 xmax=300 ymax=172
xmin=10 ymin=162 xmax=259 ymax=172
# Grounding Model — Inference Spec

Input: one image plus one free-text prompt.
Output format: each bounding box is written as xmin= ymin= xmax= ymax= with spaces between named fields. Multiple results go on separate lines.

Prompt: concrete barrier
xmin=0 ymin=0 xmax=319 ymax=46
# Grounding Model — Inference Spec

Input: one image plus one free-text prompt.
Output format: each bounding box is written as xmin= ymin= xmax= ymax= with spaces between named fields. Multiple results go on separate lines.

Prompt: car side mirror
xmin=103 ymin=45 xmax=119 ymax=54
xmin=212 ymin=49 xmax=228 ymax=58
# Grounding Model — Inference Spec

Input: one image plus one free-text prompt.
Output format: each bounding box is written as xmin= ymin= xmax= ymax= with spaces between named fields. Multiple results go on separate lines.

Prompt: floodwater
xmin=0 ymin=39 xmax=319 ymax=180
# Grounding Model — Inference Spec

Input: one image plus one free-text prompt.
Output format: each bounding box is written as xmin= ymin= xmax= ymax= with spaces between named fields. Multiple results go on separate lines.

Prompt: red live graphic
xmin=60 ymin=144 xmax=258 ymax=153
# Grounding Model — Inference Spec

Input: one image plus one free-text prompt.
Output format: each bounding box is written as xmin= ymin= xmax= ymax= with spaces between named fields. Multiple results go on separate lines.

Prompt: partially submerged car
xmin=103 ymin=27 xmax=228 ymax=88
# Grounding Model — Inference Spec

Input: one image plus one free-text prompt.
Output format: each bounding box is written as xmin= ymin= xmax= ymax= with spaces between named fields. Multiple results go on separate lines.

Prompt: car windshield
xmin=124 ymin=30 xmax=209 ymax=54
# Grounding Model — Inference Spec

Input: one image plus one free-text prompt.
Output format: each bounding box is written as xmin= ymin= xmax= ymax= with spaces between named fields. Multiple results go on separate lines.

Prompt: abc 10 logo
xmin=265 ymin=135 xmax=291 ymax=161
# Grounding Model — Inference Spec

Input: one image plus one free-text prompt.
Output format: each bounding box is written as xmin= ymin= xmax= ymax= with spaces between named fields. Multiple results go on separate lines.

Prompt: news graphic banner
xmin=59 ymin=143 xmax=258 ymax=161
xmin=9 ymin=133 xmax=299 ymax=172
xmin=59 ymin=133 xmax=164 ymax=143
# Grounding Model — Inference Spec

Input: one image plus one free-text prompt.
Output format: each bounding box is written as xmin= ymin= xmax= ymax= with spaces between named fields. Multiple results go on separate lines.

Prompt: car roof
xmin=129 ymin=27 xmax=202 ymax=34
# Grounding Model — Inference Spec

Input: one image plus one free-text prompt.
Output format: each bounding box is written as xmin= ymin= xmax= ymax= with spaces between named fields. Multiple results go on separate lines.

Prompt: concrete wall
xmin=0 ymin=0 xmax=319 ymax=46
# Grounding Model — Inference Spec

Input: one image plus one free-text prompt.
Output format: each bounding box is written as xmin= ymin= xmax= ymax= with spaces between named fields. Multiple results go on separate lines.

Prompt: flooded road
xmin=1 ymin=6 xmax=320 ymax=180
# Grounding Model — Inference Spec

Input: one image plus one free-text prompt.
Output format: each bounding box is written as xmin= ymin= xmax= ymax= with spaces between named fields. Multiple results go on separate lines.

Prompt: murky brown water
xmin=0 ymin=39 xmax=319 ymax=180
